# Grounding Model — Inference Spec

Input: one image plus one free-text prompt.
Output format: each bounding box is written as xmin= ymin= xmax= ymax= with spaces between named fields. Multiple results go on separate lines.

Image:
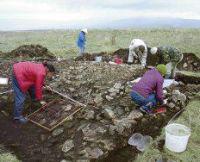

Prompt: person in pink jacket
xmin=12 ymin=61 xmax=55 ymax=123
xmin=131 ymin=64 xmax=167 ymax=114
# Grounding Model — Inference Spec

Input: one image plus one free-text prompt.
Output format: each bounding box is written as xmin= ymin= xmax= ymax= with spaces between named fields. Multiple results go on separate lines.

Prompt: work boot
xmin=14 ymin=116 xmax=28 ymax=124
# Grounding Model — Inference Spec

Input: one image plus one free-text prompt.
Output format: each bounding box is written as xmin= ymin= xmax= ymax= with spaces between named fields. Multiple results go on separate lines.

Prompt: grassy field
xmin=0 ymin=28 xmax=200 ymax=58
xmin=135 ymin=97 xmax=200 ymax=162
xmin=0 ymin=145 xmax=20 ymax=162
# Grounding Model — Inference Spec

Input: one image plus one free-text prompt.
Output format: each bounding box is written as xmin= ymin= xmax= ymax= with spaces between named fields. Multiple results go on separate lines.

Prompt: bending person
xmin=12 ymin=61 xmax=55 ymax=123
xmin=150 ymin=46 xmax=183 ymax=78
xmin=128 ymin=39 xmax=148 ymax=67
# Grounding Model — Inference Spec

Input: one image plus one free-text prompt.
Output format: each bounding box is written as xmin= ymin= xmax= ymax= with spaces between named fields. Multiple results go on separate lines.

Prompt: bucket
xmin=95 ymin=56 xmax=102 ymax=62
xmin=0 ymin=78 xmax=8 ymax=85
xmin=165 ymin=123 xmax=191 ymax=153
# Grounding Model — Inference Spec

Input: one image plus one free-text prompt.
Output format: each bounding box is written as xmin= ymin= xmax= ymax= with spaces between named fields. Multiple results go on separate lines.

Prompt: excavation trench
xmin=0 ymin=46 xmax=200 ymax=162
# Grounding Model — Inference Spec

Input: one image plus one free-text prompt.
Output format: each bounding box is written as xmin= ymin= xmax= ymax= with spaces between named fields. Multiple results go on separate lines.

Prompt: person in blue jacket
xmin=77 ymin=28 xmax=88 ymax=56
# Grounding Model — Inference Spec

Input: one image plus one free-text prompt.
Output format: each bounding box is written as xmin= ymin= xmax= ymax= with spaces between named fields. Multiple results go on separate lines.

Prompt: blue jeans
xmin=12 ymin=75 xmax=35 ymax=118
xmin=130 ymin=91 xmax=157 ymax=108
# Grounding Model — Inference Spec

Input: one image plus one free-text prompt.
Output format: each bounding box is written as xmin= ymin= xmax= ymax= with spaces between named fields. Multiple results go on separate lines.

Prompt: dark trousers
xmin=12 ymin=75 xmax=35 ymax=118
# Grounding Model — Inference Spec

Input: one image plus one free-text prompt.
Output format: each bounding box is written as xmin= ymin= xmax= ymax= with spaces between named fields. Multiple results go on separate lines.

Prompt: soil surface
xmin=0 ymin=46 xmax=199 ymax=162
xmin=0 ymin=113 xmax=65 ymax=162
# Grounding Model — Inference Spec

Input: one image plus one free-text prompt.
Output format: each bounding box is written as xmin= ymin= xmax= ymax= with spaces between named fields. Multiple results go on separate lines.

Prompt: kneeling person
xmin=130 ymin=64 xmax=166 ymax=114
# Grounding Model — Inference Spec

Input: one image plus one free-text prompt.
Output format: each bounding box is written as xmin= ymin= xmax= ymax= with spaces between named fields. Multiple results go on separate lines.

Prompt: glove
xmin=40 ymin=100 xmax=47 ymax=106
xmin=163 ymin=99 xmax=168 ymax=105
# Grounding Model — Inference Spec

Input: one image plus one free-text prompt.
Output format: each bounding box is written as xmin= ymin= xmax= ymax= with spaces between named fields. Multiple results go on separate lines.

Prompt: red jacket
xmin=13 ymin=62 xmax=46 ymax=100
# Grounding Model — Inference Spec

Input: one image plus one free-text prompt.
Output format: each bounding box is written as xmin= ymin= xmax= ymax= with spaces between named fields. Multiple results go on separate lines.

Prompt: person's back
xmin=158 ymin=46 xmax=182 ymax=64
xmin=131 ymin=64 xmax=166 ymax=114
xmin=77 ymin=29 xmax=87 ymax=56
xmin=77 ymin=31 xmax=86 ymax=48
xmin=128 ymin=39 xmax=147 ymax=66
xmin=130 ymin=39 xmax=146 ymax=47
xmin=132 ymin=68 xmax=164 ymax=101
xmin=13 ymin=62 xmax=46 ymax=94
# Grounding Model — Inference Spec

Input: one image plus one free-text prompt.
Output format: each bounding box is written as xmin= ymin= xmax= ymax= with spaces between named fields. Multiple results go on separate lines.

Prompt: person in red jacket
xmin=12 ymin=61 xmax=55 ymax=123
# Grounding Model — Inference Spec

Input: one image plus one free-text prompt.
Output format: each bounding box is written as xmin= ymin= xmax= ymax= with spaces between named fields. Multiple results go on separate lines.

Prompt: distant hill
xmin=91 ymin=18 xmax=200 ymax=29
xmin=1 ymin=17 xmax=200 ymax=31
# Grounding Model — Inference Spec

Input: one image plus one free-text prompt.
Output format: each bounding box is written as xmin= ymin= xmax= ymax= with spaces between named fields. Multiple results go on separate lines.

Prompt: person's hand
xmin=40 ymin=100 xmax=47 ymax=106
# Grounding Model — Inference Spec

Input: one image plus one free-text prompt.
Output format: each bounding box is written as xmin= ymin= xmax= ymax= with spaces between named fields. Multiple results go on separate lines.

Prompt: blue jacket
xmin=77 ymin=31 xmax=86 ymax=48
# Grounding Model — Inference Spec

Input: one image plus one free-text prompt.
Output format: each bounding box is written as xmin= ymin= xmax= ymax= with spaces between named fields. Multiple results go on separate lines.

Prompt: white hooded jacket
xmin=128 ymin=39 xmax=147 ymax=67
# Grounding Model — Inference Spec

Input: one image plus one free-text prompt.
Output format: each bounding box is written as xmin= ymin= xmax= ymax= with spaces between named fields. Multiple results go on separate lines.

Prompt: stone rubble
xmin=0 ymin=58 xmax=199 ymax=161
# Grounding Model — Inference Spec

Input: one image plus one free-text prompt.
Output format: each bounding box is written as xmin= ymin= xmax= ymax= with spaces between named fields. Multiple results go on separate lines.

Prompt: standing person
xmin=77 ymin=28 xmax=88 ymax=56
xmin=128 ymin=39 xmax=148 ymax=67
xmin=130 ymin=64 xmax=166 ymax=114
xmin=12 ymin=61 xmax=55 ymax=123
xmin=150 ymin=46 xmax=183 ymax=78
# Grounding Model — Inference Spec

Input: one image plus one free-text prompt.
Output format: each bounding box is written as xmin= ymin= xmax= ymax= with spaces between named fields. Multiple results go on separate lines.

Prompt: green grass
xmin=135 ymin=97 xmax=200 ymax=162
xmin=178 ymin=71 xmax=200 ymax=77
xmin=0 ymin=145 xmax=20 ymax=162
xmin=0 ymin=28 xmax=200 ymax=58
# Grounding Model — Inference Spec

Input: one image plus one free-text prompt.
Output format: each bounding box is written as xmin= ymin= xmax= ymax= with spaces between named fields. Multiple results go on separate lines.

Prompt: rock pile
xmin=0 ymin=57 xmax=198 ymax=161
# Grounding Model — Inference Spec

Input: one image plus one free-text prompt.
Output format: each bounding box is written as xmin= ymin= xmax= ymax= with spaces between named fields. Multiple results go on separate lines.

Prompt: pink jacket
xmin=13 ymin=62 xmax=46 ymax=100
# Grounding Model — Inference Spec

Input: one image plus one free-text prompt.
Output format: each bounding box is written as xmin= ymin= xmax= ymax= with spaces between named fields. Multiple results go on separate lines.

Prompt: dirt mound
xmin=75 ymin=49 xmax=200 ymax=72
xmin=75 ymin=49 xmax=138 ymax=63
xmin=6 ymin=44 xmax=55 ymax=59
xmin=112 ymin=48 xmax=129 ymax=63
xmin=75 ymin=52 xmax=111 ymax=62
xmin=178 ymin=53 xmax=200 ymax=71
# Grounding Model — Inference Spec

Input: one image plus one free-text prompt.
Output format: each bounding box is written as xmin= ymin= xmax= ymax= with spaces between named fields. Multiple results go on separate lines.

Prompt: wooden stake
xmin=45 ymin=86 xmax=86 ymax=107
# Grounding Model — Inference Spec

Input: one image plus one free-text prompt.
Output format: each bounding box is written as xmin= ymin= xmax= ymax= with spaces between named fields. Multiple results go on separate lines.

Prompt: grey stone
xmin=183 ymin=63 xmax=188 ymax=68
xmin=84 ymin=110 xmax=95 ymax=120
xmin=62 ymin=105 xmax=72 ymax=111
xmin=104 ymin=108 xmax=116 ymax=119
xmin=109 ymin=92 xmax=117 ymax=97
xmin=69 ymin=87 xmax=75 ymax=92
xmin=178 ymin=93 xmax=187 ymax=104
xmin=82 ymin=124 xmax=107 ymax=141
xmin=114 ymin=107 xmax=125 ymax=116
xmin=75 ymin=160 xmax=90 ymax=162
xmin=109 ymin=125 xmax=117 ymax=135
xmin=62 ymin=140 xmax=74 ymax=153
xmin=128 ymin=110 xmax=143 ymax=120
xmin=108 ymin=87 xmax=117 ymax=93
xmin=86 ymin=147 xmax=104 ymax=159
xmin=94 ymin=94 xmax=103 ymax=104
xmin=52 ymin=127 xmax=64 ymax=137
xmin=168 ymin=102 xmax=176 ymax=109
xmin=97 ymin=139 xmax=116 ymax=151
xmin=113 ymin=82 xmax=122 ymax=89
xmin=105 ymin=95 xmax=114 ymax=101
xmin=171 ymin=90 xmax=186 ymax=105
xmin=60 ymin=160 xmax=72 ymax=162
xmin=113 ymin=118 xmax=136 ymax=135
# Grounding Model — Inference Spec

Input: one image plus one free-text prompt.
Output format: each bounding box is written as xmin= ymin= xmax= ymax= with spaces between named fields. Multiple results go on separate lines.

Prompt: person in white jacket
xmin=128 ymin=39 xmax=148 ymax=67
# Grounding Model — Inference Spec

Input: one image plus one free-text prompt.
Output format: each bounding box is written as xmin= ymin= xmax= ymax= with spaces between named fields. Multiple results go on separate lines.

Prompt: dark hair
xmin=43 ymin=62 xmax=55 ymax=72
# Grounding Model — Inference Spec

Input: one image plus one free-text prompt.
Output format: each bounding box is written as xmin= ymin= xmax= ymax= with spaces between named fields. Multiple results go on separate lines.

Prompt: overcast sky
xmin=0 ymin=0 xmax=200 ymax=30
